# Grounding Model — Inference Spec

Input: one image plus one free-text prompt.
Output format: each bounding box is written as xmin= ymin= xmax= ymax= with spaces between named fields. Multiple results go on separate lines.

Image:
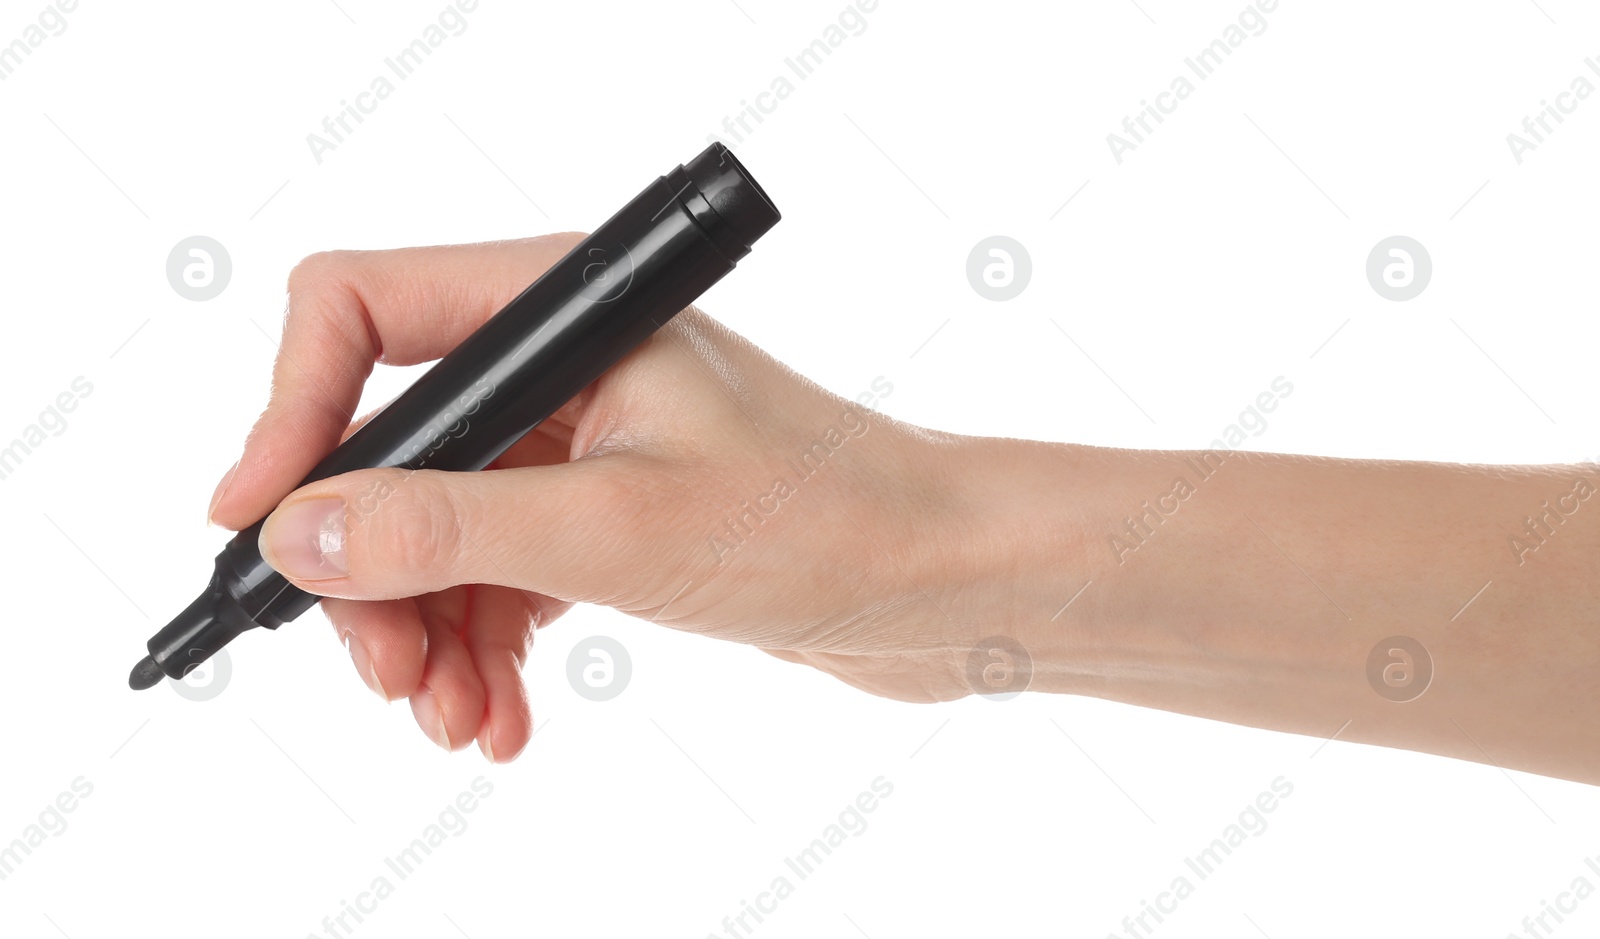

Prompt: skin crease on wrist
xmin=215 ymin=236 xmax=1597 ymax=786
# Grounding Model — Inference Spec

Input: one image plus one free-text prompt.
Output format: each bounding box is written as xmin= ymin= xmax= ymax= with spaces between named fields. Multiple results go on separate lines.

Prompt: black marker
xmin=130 ymin=142 xmax=781 ymax=690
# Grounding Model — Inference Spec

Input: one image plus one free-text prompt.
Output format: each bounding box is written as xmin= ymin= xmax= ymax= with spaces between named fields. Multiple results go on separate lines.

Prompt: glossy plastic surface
xmin=140 ymin=143 xmax=780 ymax=681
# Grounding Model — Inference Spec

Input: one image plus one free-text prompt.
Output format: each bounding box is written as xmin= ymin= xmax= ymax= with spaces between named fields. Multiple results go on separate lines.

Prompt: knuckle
xmin=278 ymin=251 xmax=379 ymax=363
xmin=286 ymin=250 xmax=352 ymax=290
xmin=281 ymin=252 xmax=346 ymax=329
xmin=354 ymin=471 xmax=465 ymax=583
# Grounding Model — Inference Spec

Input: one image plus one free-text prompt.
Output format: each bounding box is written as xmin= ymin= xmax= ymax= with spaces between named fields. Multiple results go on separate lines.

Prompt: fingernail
xmin=479 ymin=731 xmax=496 ymax=764
xmin=262 ymin=497 xmax=348 ymax=580
xmin=341 ymin=629 xmax=387 ymax=701
xmin=207 ymin=460 xmax=240 ymax=527
xmin=411 ymin=686 xmax=452 ymax=750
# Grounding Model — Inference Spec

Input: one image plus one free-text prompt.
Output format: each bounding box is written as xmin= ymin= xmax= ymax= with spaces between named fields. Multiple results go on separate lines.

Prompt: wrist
xmin=905 ymin=432 xmax=1116 ymax=697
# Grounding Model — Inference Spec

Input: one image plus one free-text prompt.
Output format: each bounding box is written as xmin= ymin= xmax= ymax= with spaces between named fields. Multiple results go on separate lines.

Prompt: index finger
xmin=208 ymin=233 xmax=587 ymax=531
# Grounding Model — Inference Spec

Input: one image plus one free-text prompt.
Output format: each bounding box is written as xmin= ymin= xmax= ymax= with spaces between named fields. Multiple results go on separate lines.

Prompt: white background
xmin=2 ymin=1 xmax=1598 ymax=937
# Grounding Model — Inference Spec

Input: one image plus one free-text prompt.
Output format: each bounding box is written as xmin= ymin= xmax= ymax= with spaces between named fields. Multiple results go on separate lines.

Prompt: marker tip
xmin=129 ymin=655 xmax=164 ymax=691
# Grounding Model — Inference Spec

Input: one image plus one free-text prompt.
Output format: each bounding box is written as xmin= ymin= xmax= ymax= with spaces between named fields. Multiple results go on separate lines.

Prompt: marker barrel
xmin=141 ymin=143 xmax=781 ymax=681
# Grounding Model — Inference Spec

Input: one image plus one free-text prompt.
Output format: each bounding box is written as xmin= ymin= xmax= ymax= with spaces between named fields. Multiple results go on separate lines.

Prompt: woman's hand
xmin=207 ymin=236 xmax=991 ymax=763
xmin=205 ymin=234 xmax=1600 ymax=784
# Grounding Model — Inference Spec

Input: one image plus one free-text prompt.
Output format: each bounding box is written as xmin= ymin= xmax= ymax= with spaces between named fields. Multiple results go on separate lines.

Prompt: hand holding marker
xmin=131 ymin=143 xmax=781 ymax=691
xmin=142 ymin=136 xmax=1600 ymax=787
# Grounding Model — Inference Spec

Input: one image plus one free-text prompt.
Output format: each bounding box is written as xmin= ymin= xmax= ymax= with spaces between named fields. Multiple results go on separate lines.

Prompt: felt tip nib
xmin=129 ymin=655 xmax=164 ymax=691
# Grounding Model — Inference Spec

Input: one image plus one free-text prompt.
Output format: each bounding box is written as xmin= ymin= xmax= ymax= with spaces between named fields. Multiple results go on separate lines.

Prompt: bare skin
xmin=208 ymin=234 xmax=1600 ymax=783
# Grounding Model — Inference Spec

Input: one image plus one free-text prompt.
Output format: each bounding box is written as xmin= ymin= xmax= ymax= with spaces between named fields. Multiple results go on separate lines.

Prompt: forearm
xmin=937 ymin=435 xmax=1600 ymax=784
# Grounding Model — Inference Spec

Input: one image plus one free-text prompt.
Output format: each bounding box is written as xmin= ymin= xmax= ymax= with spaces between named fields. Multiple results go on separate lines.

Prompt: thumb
xmin=258 ymin=456 xmax=659 ymax=602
